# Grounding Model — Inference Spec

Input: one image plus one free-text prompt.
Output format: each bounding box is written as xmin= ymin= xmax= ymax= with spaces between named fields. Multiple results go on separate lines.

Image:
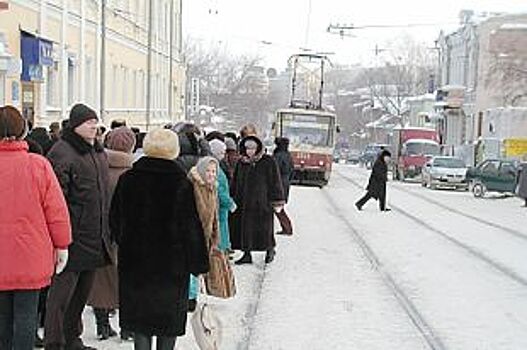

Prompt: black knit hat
xmin=69 ymin=104 xmax=98 ymax=129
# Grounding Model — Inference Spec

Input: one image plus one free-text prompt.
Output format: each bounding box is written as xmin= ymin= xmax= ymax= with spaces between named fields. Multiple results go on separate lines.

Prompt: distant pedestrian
xmin=45 ymin=103 xmax=112 ymax=350
xmin=231 ymin=136 xmax=285 ymax=264
xmin=110 ymin=128 xmax=209 ymax=350
xmin=516 ymin=161 xmax=527 ymax=207
xmin=224 ymin=137 xmax=239 ymax=182
xmin=0 ymin=106 xmax=71 ymax=350
xmin=29 ymin=127 xmax=54 ymax=155
xmin=49 ymin=122 xmax=61 ymax=144
xmin=240 ymin=124 xmax=257 ymax=139
xmin=355 ymin=150 xmax=392 ymax=212
xmin=209 ymin=140 xmax=237 ymax=251
xmin=273 ymin=137 xmax=294 ymax=235
xmin=88 ymin=126 xmax=136 ymax=341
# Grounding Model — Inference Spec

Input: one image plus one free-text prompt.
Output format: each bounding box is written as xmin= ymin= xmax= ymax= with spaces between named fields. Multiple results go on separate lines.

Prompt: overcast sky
xmin=183 ymin=0 xmax=527 ymax=69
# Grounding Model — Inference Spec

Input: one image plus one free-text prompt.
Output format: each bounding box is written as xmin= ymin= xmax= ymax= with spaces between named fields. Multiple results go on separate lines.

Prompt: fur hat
xmin=0 ymin=106 xmax=27 ymax=140
xmin=69 ymin=103 xmax=98 ymax=130
xmin=143 ymin=128 xmax=180 ymax=160
xmin=209 ymin=139 xmax=227 ymax=160
xmin=106 ymin=126 xmax=136 ymax=154
xmin=225 ymin=137 xmax=237 ymax=151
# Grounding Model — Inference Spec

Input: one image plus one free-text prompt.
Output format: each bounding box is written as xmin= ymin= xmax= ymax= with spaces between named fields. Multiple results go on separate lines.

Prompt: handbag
xmin=191 ymin=301 xmax=222 ymax=350
xmin=205 ymin=249 xmax=236 ymax=299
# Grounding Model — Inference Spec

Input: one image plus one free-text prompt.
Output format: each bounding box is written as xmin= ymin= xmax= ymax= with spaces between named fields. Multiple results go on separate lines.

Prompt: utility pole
xmin=168 ymin=0 xmax=174 ymax=121
xmin=146 ymin=0 xmax=154 ymax=130
xmin=100 ymin=0 xmax=106 ymax=123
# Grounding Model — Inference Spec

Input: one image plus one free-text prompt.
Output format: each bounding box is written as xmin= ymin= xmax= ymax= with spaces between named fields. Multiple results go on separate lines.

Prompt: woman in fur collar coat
xmin=187 ymin=157 xmax=220 ymax=310
xmin=230 ymin=136 xmax=285 ymax=265
xmin=111 ymin=129 xmax=209 ymax=349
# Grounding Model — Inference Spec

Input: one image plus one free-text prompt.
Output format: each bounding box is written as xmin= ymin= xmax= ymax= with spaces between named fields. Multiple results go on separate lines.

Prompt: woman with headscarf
xmin=231 ymin=136 xmax=285 ymax=265
xmin=110 ymin=129 xmax=209 ymax=350
xmin=355 ymin=149 xmax=392 ymax=212
xmin=89 ymin=126 xmax=136 ymax=341
xmin=187 ymin=156 xmax=220 ymax=311
xmin=209 ymin=140 xmax=237 ymax=252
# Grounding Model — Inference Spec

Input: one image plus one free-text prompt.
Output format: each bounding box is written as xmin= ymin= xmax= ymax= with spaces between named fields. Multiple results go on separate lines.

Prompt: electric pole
xmin=168 ymin=0 xmax=174 ymax=121
xmin=100 ymin=0 xmax=106 ymax=123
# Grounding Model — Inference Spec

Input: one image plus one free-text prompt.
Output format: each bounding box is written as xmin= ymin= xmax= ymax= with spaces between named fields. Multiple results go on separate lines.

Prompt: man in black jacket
xmin=356 ymin=150 xmax=392 ymax=212
xmin=44 ymin=104 xmax=111 ymax=350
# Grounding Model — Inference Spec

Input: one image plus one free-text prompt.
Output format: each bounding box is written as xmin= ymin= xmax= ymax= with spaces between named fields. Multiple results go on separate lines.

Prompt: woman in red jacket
xmin=0 ymin=106 xmax=72 ymax=350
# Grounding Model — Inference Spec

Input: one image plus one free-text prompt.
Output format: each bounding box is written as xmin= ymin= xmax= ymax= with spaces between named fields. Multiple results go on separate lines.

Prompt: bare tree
xmin=362 ymin=36 xmax=436 ymax=116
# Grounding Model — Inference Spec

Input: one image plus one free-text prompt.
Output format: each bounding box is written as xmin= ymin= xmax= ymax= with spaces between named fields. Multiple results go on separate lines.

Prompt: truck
xmin=393 ymin=127 xmax=440 ymax=180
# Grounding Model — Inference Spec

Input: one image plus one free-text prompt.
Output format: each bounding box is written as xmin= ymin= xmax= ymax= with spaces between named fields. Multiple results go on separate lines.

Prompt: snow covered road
xmin=77 ymin=164 xmax=527 ymax=349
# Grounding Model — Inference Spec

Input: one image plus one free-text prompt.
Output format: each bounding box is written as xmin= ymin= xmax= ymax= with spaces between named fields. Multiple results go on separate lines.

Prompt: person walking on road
xmin=110 ymin=129 xmax=209 ymax=350
xmin=88 ymin=126 xmax=136 ymax=341
xmin=231 ymin=136 xmax=285 ymax=265
xmin=0 ymin=106 xmax=72 ymax=350
xmin=273 ymin=137 xmax=294 ymax=236
xmin=45 ymin=103 xmax=112 ymax=350
xmin=516 ymin=161 xmax=527 ymax=207
xmin=356 ymin=149 xmax=392 ymax=212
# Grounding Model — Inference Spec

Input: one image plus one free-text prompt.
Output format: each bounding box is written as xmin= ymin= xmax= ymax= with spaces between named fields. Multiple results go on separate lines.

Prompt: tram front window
xmin=280 ymin=114 xmax=333 ymax=147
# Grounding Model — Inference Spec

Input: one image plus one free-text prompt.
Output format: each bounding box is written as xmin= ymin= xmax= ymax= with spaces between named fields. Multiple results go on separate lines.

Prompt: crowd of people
xmin=0 ymin=103 xmax=296 ymax=350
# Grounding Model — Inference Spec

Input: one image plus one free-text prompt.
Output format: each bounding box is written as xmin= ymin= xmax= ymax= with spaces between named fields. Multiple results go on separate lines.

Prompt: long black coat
xmin=47 ymin=128 xmax=111 ymax=271
xmin=110 ymin=157 xmax=209 ymax=337
xmin=231 ymin=137 xmax=285 ymax=251
xmin=273 ymin=141 xmax=294 ymax=202
xmin=367 ymin=157 xmax=388 ymax=200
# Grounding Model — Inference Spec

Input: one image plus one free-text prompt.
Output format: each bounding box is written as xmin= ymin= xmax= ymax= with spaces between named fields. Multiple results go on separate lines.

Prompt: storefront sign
xmin=21 ymin=31 xmax=53 ymax=82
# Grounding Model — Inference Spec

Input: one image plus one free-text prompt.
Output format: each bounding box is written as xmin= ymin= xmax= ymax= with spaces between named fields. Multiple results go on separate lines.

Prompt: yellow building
xmin=0 ymin=0 xmax=185 ymax=129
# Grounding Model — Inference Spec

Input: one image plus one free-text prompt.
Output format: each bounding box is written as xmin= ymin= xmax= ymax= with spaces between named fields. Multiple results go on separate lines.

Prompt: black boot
xmin=265 ymin=248 xmax=276 ymax=264
xmin=120 ymin=330 xmax=134 ymax=341
xmin=94 ymin=308 xmax=117 ymax=341
xmin=35 ymin=332 xmax=45 ymax=348
xmin=188 ymin=299 xmax=197 ymax=313
xmin=235 ymin=251 xmax=253 ymax=265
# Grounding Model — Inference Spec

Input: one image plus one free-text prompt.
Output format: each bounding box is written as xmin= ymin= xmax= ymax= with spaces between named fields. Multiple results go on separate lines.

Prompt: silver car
xmin=421 ymin=156 xmax=469 ymax=190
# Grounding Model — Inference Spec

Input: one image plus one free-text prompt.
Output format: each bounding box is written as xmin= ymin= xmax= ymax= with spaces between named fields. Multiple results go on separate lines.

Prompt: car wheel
xmin=472 ymin=182 xmax=486 ymax=198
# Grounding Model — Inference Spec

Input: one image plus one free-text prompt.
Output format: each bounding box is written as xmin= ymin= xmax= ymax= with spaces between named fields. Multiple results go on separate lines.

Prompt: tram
xmin=272 ymin=54 xmax=338 ymax=187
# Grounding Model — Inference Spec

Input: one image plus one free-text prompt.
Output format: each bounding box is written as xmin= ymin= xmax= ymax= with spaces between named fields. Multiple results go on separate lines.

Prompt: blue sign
xmin=20 ymin=31 xmax=53 ymax=82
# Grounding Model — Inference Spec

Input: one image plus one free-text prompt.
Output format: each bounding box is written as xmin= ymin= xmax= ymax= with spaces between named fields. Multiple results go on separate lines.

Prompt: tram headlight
xmin=318 ymin=160 xmax=325 ymax=167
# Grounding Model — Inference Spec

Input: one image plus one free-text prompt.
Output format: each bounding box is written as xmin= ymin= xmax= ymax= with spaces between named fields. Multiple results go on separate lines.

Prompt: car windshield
xmin=406 ymin=142 xmax=440 ymax=156
xmin=433 ymin=158 xmax=466 ymax=168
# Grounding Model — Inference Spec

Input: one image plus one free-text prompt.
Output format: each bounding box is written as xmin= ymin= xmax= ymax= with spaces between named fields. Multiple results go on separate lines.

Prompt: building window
xmin=112 ymin=64 xmax=118 ymax=107
xmin=123 ymin=67 xmax=128 ymax=108
xmin=67 ymin=59 xmax=76 ymax=105
xmin=0 ymin=73 xmax=5 ymax=105
xmin=85 ymin=56 xmax=93 ymax=106
xmin=46 ymin=65 xmax=57 ymax=107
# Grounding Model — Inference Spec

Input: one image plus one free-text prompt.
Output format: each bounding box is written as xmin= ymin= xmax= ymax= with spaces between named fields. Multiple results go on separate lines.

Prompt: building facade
xmin=437 ymin=12 xmax=527 ymax=143
xmin=0 ymin=0 xmax=185 ymax=129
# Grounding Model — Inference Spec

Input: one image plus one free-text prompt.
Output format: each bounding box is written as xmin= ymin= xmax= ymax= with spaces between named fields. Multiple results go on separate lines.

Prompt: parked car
xmin=466 ymin=159 xmax=518 ymax=198
xmin=421 ymin=156 xmax=469 ymax=190
xmin=360 ymin=144 xmax=391 ymax=169
xmin=346 ymin=150 xmax=361 ymax=165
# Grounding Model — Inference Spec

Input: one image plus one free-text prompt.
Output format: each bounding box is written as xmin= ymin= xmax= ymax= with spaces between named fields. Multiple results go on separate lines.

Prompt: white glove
xmin=273 ymin=205 xmax=284 ymax=213
xmin=55 ymin=249 xmax=69 ymax=275
xmin=230 ymin=202 xmax=238 ymax=213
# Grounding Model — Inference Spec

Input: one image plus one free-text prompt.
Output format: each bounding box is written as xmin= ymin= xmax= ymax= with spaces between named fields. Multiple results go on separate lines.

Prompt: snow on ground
xmin=328 ymin=164 xmax=527 ymax=349
xmin=58 ymin=163 xmax=527 ymax=349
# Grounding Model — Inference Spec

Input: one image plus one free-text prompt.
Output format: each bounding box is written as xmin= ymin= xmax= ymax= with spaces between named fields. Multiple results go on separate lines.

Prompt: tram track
xmin=390 ymin=181 xmax=527 ymax=243
xmin=321 ymin=189 xmax=447 ymax=350
xmin=335 ymin=170 xmax=527 ymax=288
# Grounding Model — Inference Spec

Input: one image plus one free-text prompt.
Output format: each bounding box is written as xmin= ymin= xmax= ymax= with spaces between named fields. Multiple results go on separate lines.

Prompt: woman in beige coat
xmin=187 ymin=156 xmax=220 ymax=311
